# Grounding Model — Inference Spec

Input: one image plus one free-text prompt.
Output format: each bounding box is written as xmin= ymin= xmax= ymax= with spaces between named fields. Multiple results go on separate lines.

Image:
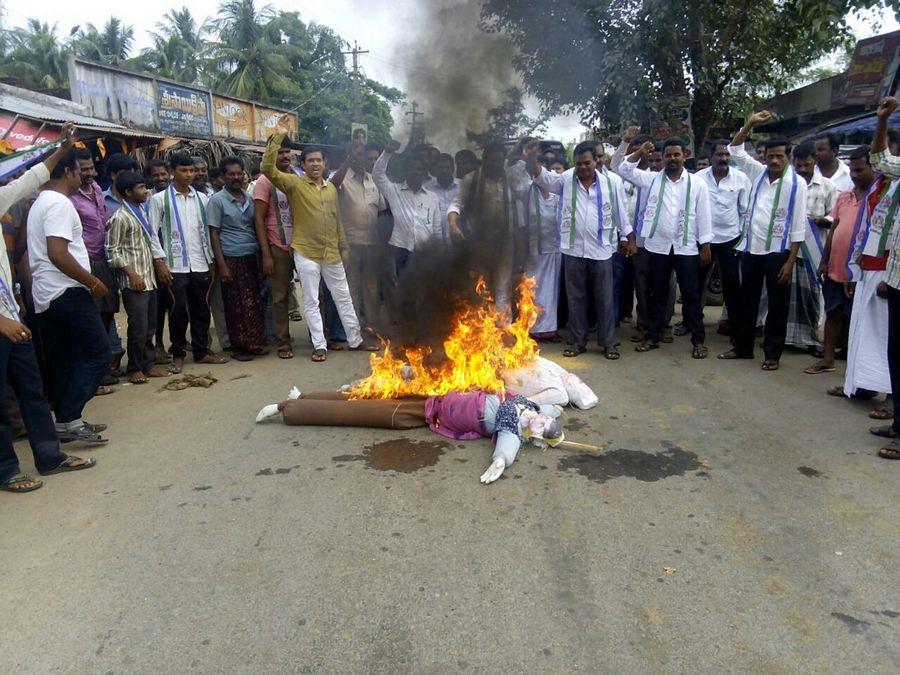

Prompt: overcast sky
xmin=4 ymin=0 xmax=899 ymax=143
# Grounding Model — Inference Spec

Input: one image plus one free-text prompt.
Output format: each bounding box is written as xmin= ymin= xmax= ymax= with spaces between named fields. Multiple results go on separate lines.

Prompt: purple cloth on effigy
xmin=425 ymin=391 xmax=488 ymax=440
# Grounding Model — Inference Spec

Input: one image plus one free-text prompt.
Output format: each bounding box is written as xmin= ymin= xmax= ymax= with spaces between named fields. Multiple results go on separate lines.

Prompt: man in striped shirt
xmin=106 ymin=171 xmax=173 ymax=385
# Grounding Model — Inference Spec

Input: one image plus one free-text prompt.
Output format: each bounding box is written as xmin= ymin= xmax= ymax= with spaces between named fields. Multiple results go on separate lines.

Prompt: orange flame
xmin=350 ymin=276 xmax=540 ymax=399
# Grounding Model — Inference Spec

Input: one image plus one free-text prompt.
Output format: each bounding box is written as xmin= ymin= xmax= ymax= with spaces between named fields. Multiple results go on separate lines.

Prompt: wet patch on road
xmin=797 ymin=466 xmax=823 ymax=477
xmin=566 ymin=419 xmax=587 ymax=432
xmin=361 ymin=438 xmax=449 ymax=473
xmin=255 ymin=465 xmax=301 ymax=476
xmin=557 ymin=443 xmax=703 ymax=484
xmin=831 ymin=612 xmax=870 ymax=633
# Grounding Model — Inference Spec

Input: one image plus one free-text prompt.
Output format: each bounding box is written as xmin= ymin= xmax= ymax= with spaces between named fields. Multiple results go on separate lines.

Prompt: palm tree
xmin=212 ymin=0 xmax=293 ymax=102
xmin=74 ymin=17 xmax=134 ymax=66
xmin=0 ymin=19 xmax=70 ymax=90
xmin=135 ymin=7 xmax=209 ymax=83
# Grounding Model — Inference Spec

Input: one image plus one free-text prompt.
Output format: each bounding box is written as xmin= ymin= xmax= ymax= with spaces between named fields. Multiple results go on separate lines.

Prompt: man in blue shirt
xmin=208 ymin=156 xmax=267 ymax=362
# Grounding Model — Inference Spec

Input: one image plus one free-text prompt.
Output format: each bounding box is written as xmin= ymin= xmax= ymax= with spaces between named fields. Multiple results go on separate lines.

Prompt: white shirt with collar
xmin=532 ymin=166 xmax=630 ymax=261
xmin=148 ymin=186 xmax=212 ymax=274
xmin=814 ymin=160 xmax=852 ymax=192
xmin=729 ymin=144 xmax=808 ymax=255
xmin=617 ymin=159 xmax=712 ymax=256
xmin=696 ymin=166 xmax=751 ymax=244
xmin=372 ymin=151 xmax=441 ymax=252
xmin=424 ymin=176 xmax=461 ymax=241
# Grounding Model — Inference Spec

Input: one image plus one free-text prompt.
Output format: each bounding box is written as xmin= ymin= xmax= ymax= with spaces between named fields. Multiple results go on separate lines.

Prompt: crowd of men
xmin=3 ymin=98 xmax=900 ymax=493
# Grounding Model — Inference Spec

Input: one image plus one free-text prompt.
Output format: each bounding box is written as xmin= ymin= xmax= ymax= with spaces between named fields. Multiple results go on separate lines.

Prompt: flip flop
xmin=0 ymin=473 xmax=43 ymax=493
xmin=327 ymin=341 xmax=346 ymax=351
xmin=348 ymin=343 xmax=381 ymax=352
xmin=195 ymin=353 xmax=229 ymax=364
xmin=247 ymin=347 xmax=270 ymax=356
xmin=761 ymin=360 xmax=779 ymax=371
xmin=717 ymin=349 xmax=752 ymax=360
xmin=277 ymin=348 xmax=294 ymax=359
xmin=169 ymin=358 xmax=184 ymax=375
xmin=869 ymin=406 xmax=893 ymax=420
xmin=603 ymin=347 xmax=620 ymax=360
xmin=692 ymin=345 xmax=709 ymax=359
xmin=869 ymin=424 xmax=897 ymax=439
xmin=877 ymin=445 xmax=900 ymax=459
xmin=827 ymin=386 xmax=846 ymax=397
xmin=95 ymin=385 xmax=114 ymax=396
xmin=635 ymin=342 xmax=659 ymax=353
xmin=311 ymin=349 xmax=327 ymax=362
xmin=129 ymin=372 xmax=149 ymax=385
xmin=804 ymin=362 xmax=835 ymax=374
xmin=38 ymin=455 xmax=96 ymax=476
xmin=563 ymin=346 xmax=586 ymax=358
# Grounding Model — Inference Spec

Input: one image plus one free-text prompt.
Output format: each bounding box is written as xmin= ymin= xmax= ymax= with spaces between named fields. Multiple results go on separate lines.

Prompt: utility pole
xmin=341 ymin=41 xmax=369 ymax=122
xmin=405 ymin=101 xmax=425 ymax=143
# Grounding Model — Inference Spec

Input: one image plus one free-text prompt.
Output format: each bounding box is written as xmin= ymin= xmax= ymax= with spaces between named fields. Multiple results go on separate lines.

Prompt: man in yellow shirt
xmin=261 ymin=115 xmax=375 ymax=361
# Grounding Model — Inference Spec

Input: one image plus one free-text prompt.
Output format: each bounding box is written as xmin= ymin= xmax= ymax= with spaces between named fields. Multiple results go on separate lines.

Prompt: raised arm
xmin=729 ymin=111 xmax=771 ymax=180
xmin=372 ymin=141 xmax=401 ymax=202
xmin=618 ymin=141 xmax=658 ymax=189
xmin=872 ymin=97 xmax=900 ymax=177
xmin=261 ymin=115 xmax=298 ymax=194
xmin=611 ymin=125 xmax=640 ymax=173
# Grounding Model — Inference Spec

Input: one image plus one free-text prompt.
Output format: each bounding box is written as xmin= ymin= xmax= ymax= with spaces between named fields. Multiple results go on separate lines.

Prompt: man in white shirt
xmin=330 ymin=144 xmax=388 ymax=327
xmin=527 ymin=140 xmax=634 ymax=358
xmin=612 ymin=127 xmax=677 ymax=343
xmin=814 ymin=132 xmax=853 ymax=192
xmin=28 ymin=145 xmax=114 ymax=443
xmin=372 ymin=141 xmax=441 ymax=276
xmin=0 ymin=124 xmax=99 ymax=492
xmin=719 ymin=111 xmax=809 ymax=370
xmin=619 ymin=138 xmax=713 ymax=358
xmin=149 ymin=152 xmax=228 ymax=374
xmin=425 ymin=153 xmax=461 ymax=242
xmin=696 ymin=140 xmax=751 ymax=331
xmin=789 ymin=142 xmax=837 ymax=352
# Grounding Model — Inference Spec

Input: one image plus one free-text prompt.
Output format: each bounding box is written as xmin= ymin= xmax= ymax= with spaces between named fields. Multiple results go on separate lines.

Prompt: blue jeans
xmin=0 ymin=337 xmax=66 ymax=481
xmin=37 ymin=287 xmax=111 ymax=425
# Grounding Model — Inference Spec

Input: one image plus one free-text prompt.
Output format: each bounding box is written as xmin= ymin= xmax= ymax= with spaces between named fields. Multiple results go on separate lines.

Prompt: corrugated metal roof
xmin=0 ymin=89 xmax=164 ymax=140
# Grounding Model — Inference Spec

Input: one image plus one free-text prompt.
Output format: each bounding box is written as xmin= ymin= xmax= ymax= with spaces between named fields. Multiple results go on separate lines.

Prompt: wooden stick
xmin=555 ymin=440 xmax=604 ymax=453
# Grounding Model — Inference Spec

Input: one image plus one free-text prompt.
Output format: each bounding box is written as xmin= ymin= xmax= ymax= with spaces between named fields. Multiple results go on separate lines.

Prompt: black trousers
xmin=0 ymin=337 xmax=67 ymax=482
xmin=122 ymin=288 xmax=158 ymax=374
xmin=888 ymin=286 xmax=900 ymax=432
xmin=702 ymin=238 xmax=742 ymax=324
xmin=169 ymin=271 xmax=212 ymax=360
xmin=733 ymin=252 xmax=791 ymax=360
xmin=563 ymin=254 xmax=616 ymax=349
xmin=647 ymin=251 xmax=704 ymax=346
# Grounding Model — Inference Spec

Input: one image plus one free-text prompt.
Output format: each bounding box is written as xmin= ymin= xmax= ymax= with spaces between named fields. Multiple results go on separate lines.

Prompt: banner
xmin=0 ymin=115 xmax=60 ymax=151
xmin=70 ymin=59 xmax=156 ymax=129
xmin=842 ymin=31 xmax=900 ymax=106
xmin=213 ymin=96 xmax=254 ymax=141
xmin=0 ymin=139 xmax=61 ymax=181
xmin=254 ymin=106 xmax=297 ymax=143
xmin=158 ymin=83 xmax=212 ymax=137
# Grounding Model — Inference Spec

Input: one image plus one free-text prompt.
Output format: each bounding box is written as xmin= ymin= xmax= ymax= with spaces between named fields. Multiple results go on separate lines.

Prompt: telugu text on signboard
xmin=158 ymin=83 xmax=212 ymax=137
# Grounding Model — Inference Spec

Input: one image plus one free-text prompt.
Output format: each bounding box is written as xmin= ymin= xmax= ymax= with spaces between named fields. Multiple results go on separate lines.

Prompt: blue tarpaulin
xmin=820 ymin=111 xmax=900 ymax=135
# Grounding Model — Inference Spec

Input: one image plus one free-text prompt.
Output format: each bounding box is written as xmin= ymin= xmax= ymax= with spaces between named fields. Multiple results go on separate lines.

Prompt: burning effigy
xmin=349 ymin=276 xmax=539 ymax=400
xmin=257 ymin=275 xmax=601 ymax=483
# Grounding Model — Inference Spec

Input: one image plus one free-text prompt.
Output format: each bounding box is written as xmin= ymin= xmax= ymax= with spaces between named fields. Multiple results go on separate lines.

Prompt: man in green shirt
xmin=261 ymin=115 xmax=375 ymax=362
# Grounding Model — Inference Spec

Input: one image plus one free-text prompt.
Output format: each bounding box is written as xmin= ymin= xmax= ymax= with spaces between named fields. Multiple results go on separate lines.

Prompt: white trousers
xmin=293 ymin=252 xmax=362 ymax=350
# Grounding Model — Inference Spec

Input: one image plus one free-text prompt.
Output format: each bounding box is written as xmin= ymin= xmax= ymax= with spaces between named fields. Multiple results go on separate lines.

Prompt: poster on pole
xmin=351 ymin=122 xmax=368 ymax=145
xmin=158 ymin=83 xmax=212 ymax=137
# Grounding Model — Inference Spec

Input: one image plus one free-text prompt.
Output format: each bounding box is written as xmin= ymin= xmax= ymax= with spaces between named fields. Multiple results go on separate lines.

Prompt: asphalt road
xmin=2 ymin=320 xmax=899 ymax=673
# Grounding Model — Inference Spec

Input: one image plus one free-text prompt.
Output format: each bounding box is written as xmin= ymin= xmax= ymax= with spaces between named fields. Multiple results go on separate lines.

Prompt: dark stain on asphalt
xmin=362 ymin=438 xmax=449 ymax=473
xmin=256 ymin=465 xmax=301 ymax=476
xmin=797 ymin=466 xmax=822 ymax=477
xmin=557 ymin=444 xmax=702 ymax=484
xmin=332 ymin=454 xmax=365 ymax=462
xmin=256 ymin=468 xmax=273 ymax=476
xmin=158 ymin=484 xmax=172 ymax=491
xmin=831 ymin=612 xmax=870 ymax=633
xmin=193 ymin=485 xmax=212 ymax=491
xmin=566 ymin=419 xmax=587 ymax=432
xmin=870 ymin=609 xmax=900 ymax=618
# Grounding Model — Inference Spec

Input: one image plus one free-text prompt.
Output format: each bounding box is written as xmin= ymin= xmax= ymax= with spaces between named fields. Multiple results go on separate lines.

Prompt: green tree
xmin=0 ymin=19 xmax=70 ymax=90
xmin=134 ymin=8 xmax=210 ymax=83
xmin=482 ymin=0 xmax=899 ymax=148
xmin=73 ymin=17 xmax=134 ymax=66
